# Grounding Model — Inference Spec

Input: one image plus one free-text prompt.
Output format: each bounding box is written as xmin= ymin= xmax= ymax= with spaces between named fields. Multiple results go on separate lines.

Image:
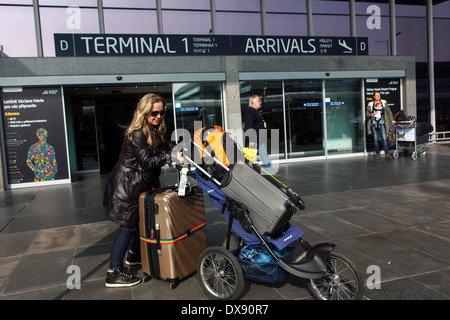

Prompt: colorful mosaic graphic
xmin=26 ymin=128 xmax=58 ymax=182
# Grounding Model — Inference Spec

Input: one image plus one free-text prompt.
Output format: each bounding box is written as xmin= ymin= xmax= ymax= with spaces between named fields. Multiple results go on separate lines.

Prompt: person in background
xmin=243 ymin=95 xmax=280 ymax=177
xmin=103 ymin=93 xmax=180 ymax=287
xmin=366 ymin=91 xmax=396 ymax=160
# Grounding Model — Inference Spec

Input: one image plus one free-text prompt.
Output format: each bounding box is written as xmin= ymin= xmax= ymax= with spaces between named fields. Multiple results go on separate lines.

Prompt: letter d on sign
xmin=60 ymin=40 xmax=69 ymax=51
xmin=67 ymin=265 xmax=81 ymax=289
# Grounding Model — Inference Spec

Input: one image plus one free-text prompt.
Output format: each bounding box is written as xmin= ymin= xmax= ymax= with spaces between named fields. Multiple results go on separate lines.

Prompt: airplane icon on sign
xmin=338 ymin=39 xmax=353 ymax=53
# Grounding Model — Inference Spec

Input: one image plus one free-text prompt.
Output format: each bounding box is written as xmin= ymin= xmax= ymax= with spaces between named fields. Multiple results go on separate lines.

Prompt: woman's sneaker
xmin=125 ymin=250 xmax=141 ymax=266
xmin=105 ymin=269 xmax=141 ymax=288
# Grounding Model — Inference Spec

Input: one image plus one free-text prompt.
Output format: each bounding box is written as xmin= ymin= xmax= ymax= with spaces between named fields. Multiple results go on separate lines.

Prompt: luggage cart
xmin=393 ymin=120 xmax=429 ymax=160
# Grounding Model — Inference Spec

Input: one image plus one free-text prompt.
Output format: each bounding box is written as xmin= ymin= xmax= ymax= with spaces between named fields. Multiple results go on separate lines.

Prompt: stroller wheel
xmin=307 ymin=252 xmax=364 ymax=300
xmin=198 ymin=246 xmax=246 ymax=300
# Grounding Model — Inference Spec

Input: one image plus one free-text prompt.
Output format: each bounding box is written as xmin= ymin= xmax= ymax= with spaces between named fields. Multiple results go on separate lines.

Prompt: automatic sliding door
xmin=239 ymin=81 xmax=285 ymax=160
xmin=284 ymin=80 xmax=324 ymax=158
xmin=173 ymin=82 xmax=224 ymax=134
xmin=325 ymin=79 xmax=363 ymax=155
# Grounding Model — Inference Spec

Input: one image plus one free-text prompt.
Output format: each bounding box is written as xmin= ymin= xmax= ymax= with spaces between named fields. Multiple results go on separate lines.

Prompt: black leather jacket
xmin=103 ymin=128 xmax=172 ymax=227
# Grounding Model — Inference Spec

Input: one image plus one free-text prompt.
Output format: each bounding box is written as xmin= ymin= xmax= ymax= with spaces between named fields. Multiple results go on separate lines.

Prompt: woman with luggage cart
xmin=366 ymin=91 xmax=396 ymax=160
xmin=103 ymin=93 xmax=175 ymax=288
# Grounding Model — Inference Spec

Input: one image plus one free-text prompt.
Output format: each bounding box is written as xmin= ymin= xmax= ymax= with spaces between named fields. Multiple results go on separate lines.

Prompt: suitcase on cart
xmin=221 ymin=160 xmax=303 ymax=237
xmin=138 ymin=185 xmax=206 ymax=289
xmin=188 ymin=126 xmax=304 ymax=237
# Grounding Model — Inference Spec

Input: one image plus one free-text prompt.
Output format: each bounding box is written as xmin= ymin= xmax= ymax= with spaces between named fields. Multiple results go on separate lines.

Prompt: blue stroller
xmin=189 ymin=169 xmax=364 ymax=300
xmin=180 ymin=126 xmax=364 ymax=300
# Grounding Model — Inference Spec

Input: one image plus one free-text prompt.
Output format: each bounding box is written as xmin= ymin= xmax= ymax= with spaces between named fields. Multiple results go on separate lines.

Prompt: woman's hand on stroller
xmin=176 ymin=151 xmax=185 ymax=165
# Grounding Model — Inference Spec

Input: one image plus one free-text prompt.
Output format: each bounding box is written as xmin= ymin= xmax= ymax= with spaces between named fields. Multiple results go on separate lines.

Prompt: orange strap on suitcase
xmin=140 ymin=221 xmax=206 ymax=245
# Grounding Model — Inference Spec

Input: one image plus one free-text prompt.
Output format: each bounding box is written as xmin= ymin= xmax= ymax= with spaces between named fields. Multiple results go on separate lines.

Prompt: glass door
xmin=239 ymin=80 xmax=285 ymax=160
xmin=325 ymin=79 xmax=364 ymax=155
xmin=284 ymin=80 xmax=324 ymax=158
xmin=173 ymin=82 xmax=224 ymax=136
xmin=70 ymin=97 xmax=100 ymax=172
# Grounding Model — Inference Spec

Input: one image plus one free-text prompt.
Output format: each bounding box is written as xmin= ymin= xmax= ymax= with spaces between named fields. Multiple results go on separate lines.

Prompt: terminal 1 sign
xmin=55 ymin=34 xmax=368 ymax=57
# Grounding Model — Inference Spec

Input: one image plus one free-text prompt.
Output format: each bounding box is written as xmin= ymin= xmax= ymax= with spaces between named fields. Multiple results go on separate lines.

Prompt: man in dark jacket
xmin=243 ymin=95 xmax=279 ymax=177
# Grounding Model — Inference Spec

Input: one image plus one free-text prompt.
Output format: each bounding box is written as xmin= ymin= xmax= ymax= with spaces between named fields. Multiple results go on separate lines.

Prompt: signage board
xmin=365 ymin=78 xmax=401 ymax=116
xmin=55 ymin=34 xmax=368 ymax=57
xmin=1 ymin=87 xmax=70 ymax=188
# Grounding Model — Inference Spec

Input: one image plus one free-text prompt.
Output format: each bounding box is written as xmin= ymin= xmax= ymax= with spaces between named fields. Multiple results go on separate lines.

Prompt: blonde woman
xmin=103 ymin=93 xmax=174 ymax=287
xmin=366 ymin=91 xmax=396 ymax=160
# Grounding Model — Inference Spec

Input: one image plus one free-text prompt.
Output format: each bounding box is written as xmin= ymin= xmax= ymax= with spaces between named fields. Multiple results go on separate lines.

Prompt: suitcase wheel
xmin=169 ymin=279 xmax=180 ymax=290
xmin=143 ymin=273 xmax=152 ymax=282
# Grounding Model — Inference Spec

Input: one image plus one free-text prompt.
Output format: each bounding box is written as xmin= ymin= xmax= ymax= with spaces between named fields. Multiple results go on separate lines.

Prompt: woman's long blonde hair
xmin=125 ymin=93 xmax=167 ymax=149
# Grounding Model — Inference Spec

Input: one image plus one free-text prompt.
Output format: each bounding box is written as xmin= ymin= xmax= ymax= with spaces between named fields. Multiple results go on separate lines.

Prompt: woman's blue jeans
xmin=371 ymin=124 xmax=390 ymax=155
xmin=109 ymin=225 xmax=140 ymax=270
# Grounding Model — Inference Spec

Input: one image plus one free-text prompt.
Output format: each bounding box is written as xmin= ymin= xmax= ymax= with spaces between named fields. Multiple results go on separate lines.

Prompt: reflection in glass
xmin=104 ymin=9 xmax=158 ymax=34
xmin=40 ymin=7 xmax=99 ymax=56
xmin=173 ymin=82 xmax=223 ymax=136
xmin=240 ymin=81 xmax=285 ymax=160
xmin=102 ymin=0 xmax=156 ymax=9
xmin=162 ymin=11 xmax=211 ymax=34
xmin=0 ymin=6 xmax=37 ymax=57
xmin=266 ymin=13 xmax=307 ymax=36
xmin=216 ymin=12 xmax=261 ymax=35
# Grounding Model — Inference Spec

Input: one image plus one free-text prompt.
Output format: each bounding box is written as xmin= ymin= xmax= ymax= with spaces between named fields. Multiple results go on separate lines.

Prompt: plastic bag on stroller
xmin=237 ymin=244 xmax=293 ymax=282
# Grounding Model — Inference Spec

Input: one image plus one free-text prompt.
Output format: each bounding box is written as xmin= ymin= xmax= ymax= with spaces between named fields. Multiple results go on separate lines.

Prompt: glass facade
xmin=103 ymin=9 xmax=158 ymax=34
xmin=63 ymin=83 xmax=224 ymax=173
xmin=240 ymin=78 xmax=365 ymax=161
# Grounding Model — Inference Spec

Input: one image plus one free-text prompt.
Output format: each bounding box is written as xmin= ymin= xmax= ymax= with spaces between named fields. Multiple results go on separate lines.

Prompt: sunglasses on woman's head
xmin=150 ymin=110 xmax=166 ymax=117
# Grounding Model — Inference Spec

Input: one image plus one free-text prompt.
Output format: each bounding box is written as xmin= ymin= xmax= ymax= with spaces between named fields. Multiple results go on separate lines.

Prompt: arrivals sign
xmin=1 ymin=87 xmax=70 ymax=188
xmin=55 ymin=34 xmax=368 ymax=57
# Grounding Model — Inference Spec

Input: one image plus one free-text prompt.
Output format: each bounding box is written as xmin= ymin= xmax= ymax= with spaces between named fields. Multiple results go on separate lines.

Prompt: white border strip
xmin=0 ymin=73 xmax=226 ymax=87
xmin=239 ymin=70 xmax=406 ymax=81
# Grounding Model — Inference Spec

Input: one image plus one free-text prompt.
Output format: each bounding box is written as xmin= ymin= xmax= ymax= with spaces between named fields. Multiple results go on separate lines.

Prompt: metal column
xmin=32 ymin=0 xmax=43 ymax=57
xmin=156 ymin=0 xmax=163 ymax=34
xmin=427 ymin=0 xmax=436 ymax=130
xmin=389 ymin=0 xmax=397 ymax=55
xmin=307 ymin=0 xmax=313 ymax=36
xmin=210 ymin=0 xmax=217 ymax=34
xmin=260 ymin=0 xmax=267 ymax=35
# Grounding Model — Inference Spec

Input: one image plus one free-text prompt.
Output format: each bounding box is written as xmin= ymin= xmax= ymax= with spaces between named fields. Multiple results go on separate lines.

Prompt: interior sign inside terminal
xmin=54 ymin=34 xmax=368 ymax=57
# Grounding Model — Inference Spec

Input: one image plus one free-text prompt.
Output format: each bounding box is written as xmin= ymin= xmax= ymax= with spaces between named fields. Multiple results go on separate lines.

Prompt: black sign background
xmin=364 ymin=78 xmax=401 ymax=115
xmin=55 ymin=34 xmax=368 ymax=57
xmin=1 ymin=87 xmax=70 ymax=186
